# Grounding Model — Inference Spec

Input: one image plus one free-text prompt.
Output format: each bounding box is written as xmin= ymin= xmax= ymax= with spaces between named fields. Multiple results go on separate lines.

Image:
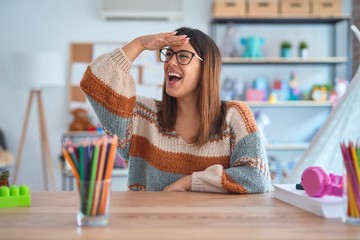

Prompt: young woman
xmin=80 ymin=27 xmax=272 ymax=193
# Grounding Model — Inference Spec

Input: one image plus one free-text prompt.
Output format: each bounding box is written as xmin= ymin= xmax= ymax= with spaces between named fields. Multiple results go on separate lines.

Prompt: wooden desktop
xmin=0 ymin=191 xmax=359 ymax=240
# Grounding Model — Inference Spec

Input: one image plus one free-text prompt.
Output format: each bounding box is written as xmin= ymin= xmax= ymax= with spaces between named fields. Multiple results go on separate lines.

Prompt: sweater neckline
xmin=173 ymin=131 xmax=194 ymax=147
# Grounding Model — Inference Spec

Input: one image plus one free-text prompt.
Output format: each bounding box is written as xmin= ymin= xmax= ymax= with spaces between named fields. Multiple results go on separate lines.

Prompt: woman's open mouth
xmin=168 ymin=72 xmax=182 ymax=82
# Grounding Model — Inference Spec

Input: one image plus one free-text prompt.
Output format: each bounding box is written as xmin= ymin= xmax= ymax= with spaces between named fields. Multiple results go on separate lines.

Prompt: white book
xmin=274 ymin=184 xmax=343 ymax=219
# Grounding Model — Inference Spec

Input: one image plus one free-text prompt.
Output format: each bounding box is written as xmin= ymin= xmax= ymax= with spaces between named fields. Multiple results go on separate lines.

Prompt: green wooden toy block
xmin=0 ymin=185 xmax=31 ymax=208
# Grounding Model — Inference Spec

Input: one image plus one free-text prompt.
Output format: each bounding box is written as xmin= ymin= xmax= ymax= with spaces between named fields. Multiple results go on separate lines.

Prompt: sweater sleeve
xmin=191 ymin=102 xmax=272 ymax=194
xmin=80 ymin=48 xmax=135 ymax=160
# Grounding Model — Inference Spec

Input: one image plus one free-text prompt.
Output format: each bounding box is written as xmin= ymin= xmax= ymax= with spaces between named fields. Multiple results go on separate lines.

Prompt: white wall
xmin=0 ymin=0 xmax=212 ymax=190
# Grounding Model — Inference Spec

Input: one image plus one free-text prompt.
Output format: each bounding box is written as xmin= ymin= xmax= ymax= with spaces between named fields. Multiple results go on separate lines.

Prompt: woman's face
xmin=163 ymin=43 xmax=202 ymax=100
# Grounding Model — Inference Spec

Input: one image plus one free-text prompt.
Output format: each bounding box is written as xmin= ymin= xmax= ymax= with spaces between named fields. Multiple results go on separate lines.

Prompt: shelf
xmin=211 ymin=16 xmax=351 ymax=24
xmin=110 ymin=168 xmax=128 ymax=177
xmin=246 ymin=101 xmax=333 ymax=108
xmin=63 ymin=166 xmax=128 ymax=177
xmin=222 ymin=57 xmax=348 ymax=65
xmin=62 ymin=131 xmax=105 ymax=137
xmin=266 ymin=143 xmax=309 ymax=151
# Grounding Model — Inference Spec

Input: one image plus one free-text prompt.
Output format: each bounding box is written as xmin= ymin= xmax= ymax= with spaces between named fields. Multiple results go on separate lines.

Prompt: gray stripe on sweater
xmin=225 ymin=166 xmax=272 ymax=193
xmin=230 ymin=132 xmax=268 ymax=167
xmin=87 ymin=95 xmax=132 ymax=159
xmin=225 ymin=132 xmax=271 ymax=193
xmin=128 ymin=157 xmax=185 ymax=191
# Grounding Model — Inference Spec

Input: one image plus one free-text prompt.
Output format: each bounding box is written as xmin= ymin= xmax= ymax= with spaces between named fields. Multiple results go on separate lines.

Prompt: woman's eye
xmin=179 ymin=53 xmax=190 ymax=59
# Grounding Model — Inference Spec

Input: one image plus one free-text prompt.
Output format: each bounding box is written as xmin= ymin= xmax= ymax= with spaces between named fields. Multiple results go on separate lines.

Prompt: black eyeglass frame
xmin=159 ymin=48 xmax=203 ymax=65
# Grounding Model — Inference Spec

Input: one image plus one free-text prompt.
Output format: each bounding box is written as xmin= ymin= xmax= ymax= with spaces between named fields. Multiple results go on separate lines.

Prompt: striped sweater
xmin=80 ymin=48 xmax=272 ymax=193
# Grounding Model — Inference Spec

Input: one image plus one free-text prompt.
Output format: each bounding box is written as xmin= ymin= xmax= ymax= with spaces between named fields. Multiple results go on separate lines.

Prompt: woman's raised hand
xmin=123 ymin=32 xmax=189 ymax=62
xmin=138 ymin=31 xmax=189 ymax=51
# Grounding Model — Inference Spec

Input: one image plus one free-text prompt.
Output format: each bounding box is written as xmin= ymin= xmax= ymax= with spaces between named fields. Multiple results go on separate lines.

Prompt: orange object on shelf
xmin=248 ymin=0 xmax=279 ymax=17
xmin=280 ymin=0 xmax=311 ymax=17
xmin=212 ymin=0 xmax=247 ymax=18
xmin=312 ymin=0 xmax=342 ymax=17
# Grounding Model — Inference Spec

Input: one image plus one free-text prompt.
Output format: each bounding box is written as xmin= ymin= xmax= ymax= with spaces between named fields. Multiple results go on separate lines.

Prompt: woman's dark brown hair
xmin=157 ymin=27 xmax=225 ymax=146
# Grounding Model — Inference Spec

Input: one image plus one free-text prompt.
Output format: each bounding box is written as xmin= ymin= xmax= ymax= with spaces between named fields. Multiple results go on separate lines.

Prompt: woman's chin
xmin=165 ymin=89 xmax=178 ymax=98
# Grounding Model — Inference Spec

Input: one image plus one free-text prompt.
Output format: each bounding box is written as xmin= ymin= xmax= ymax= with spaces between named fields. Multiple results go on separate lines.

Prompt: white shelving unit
xmin=210 ymin=16 xmax=351 ymax=182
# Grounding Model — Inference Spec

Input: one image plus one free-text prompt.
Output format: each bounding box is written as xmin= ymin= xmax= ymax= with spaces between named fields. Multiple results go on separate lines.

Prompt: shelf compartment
xmin=246 ymin=101 xmax=333 ymax=108
xmin=211 ymin=16 xmax=351 ymax=24
xmin=221 ymin=57 xmax=348 ymax=65
xmin=266 ymin=143 xmax=309 ymax=151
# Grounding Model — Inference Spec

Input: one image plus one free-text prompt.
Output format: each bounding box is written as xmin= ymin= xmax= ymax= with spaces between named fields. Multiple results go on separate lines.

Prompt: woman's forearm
xmin=122 ymin=37 xmax=145 ymax=62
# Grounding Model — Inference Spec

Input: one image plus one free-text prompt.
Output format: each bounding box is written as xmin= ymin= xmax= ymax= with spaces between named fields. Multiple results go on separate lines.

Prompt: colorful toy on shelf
xmin=0 ymin=170 xmax=10 ymax=187
xmin=0 ymin=185 xmax=31 ymax=208
xmin=310 ymin=84 xmax=330 ymax=101
xmin=241 ymin=36 xmax=265 ymax=58
xmin=69 ymin=108 xmax=97 ymax=132
xmin=329 ymin=78 xmax=348 ymax=106
xmin=334 ymin=78 xmax=348 ymax=100
xmin=268 ymin=92 xmax=277 ymax=103
xmin=288 ymin=72 xmax=300 ymax=100
xmin=254 ymin=77 xmax=268 ymax=97
xmin=272 ymin=79 xmax=288 ymax=101
xmin=246 ymin=89 xmax=265 ymax=101
xmin=221 ymin=77 xmax=244 ymax=100
xmin=246 ymin=77 xmax=268 ymax=101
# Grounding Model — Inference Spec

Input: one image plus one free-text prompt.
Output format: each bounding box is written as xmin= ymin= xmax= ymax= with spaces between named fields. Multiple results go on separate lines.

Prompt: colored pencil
xmin=98 ymin=135 xmax=118 ymax=214
xmin=62 ymin=147 xmax=80 ymax=181
xmin=86 ymin=140 xmax=100 ymax=216
xmin=92 ymin=137 xmax=108 ymax=216
xmin=67 ymin=146 xmax=79 ymax=170
xmin=78 ymin=144 xmax=86 ymax=213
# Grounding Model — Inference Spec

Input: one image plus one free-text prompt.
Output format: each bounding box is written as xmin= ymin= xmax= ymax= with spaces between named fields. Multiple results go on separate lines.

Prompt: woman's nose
xmin=167 ymin=54 xmax=178 ymax=66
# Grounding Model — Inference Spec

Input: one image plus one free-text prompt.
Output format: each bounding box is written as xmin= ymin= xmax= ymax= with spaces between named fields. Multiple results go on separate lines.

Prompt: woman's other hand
xmin=163 ymin=175 xmax=192 ymax=192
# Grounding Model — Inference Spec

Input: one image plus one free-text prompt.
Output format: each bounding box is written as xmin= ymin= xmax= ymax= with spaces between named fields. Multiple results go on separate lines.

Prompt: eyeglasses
xmin=159 ymin=48 xmax=203 ymax=65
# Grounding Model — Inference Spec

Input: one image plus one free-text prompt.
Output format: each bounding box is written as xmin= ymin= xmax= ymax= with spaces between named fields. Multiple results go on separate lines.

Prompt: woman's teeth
xmin=168 ymin=72 xmax=182 ymax=82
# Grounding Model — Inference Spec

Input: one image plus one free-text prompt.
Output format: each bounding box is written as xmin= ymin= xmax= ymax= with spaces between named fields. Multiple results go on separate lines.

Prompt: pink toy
xmin=301 ymin=166 xmax=342 ymax=197
xmin=246 ymin=89 xmax=266 ymax=101
xmin=335 ymin=78 xmax=348 ymax=100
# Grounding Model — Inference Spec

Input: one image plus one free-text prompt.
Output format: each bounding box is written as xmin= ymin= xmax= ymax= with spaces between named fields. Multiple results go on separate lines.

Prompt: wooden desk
xmin=0 ymin=192 xmax=359 ymax=240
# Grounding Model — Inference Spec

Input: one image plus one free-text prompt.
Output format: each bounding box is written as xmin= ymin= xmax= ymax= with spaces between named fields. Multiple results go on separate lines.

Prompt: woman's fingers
xmin=170 ymin=37 xmax=189 ymax=44
xmin=140 ymin=32 xmax=190 ymax=51
xmin=163 ymin=31 xmax=178 ymax=37
xmin=164 ymin=35 xmax=189 ymax=46
xmin=157 ymin=32 xmax=188 ymax=45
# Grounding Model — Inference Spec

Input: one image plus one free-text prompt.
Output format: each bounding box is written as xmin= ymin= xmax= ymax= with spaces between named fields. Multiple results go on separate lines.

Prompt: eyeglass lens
xmin=160 ymin=49 xmax=194 ymax=65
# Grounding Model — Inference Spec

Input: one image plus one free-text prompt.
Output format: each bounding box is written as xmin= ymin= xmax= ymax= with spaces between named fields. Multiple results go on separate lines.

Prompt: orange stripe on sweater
xmin=129 ymin=135 xmax=230 ymax=175
xmin=221 ymin=171 xmax=248 ymax=194
xmin=233 ymin=157 xmax=270 ymax=180
xmin=227 ymin=102 xmax=257 ymax=134
xmin=80 ymin=66 xmax=135 ymax=118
